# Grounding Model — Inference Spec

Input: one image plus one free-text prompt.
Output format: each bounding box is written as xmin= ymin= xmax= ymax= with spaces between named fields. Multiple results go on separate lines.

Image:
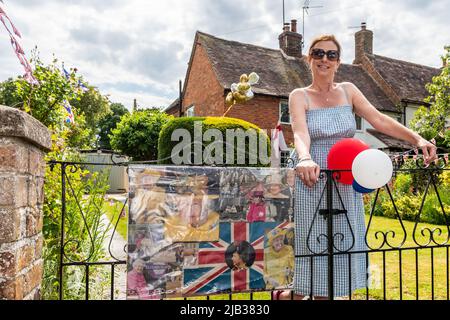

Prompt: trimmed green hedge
xmin=158 ymin=116 xmax=271 ymax=167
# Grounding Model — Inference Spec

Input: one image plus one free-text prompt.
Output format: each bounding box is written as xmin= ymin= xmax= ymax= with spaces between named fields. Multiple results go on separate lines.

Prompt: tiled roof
xmin=165 ymin=97 xmax=180 ymax=113
xmin=366 ymin=128 xmax=415 ymax=150
xmin=197 ymin=32 xmax=398 ymax=112
xmin=367 ymin=54 xmax=441 ymax=103
xmin=197 ymin=31 xmax=308 ymax=97
xmin=335 ymin=64 xmax=398 ymax=113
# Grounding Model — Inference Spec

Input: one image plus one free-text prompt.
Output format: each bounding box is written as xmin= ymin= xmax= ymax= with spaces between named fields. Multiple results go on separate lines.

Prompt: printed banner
xmin=127 ymin=166 xmax=295 ymax=299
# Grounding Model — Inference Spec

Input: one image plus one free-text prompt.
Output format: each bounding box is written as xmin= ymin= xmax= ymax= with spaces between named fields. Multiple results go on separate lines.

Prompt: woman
xmin=164 ymin=193 xmax=220 ymax=242
xmin=225 ymin=241 xmax=256 ymax=271
xmin=231 ymin=251 xmax=248 ymax=271
xmin=246 ymin=190 xmax=268 ymax=222
xmin=127 ymin=259 xmax=149 ymax=297
xmin=264 ymin=228 xmax=294 ymax=290
xmin=277 ymin=34 xmax=437 ymax=300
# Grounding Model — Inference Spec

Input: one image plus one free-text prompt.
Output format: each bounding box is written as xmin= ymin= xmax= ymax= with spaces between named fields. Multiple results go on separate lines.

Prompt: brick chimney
xmin=354 ymin=22 xmax=373 ymax=63
xmin=279 ymin=19 xmax=302 ymax=58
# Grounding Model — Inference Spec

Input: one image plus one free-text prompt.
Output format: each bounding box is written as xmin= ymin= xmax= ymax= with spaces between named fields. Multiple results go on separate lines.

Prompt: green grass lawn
xmin=103 ymin=199 xmax=128 ymax=240
xmin=353 ymin=214 xmax=449 ymax=300
xmin=187 ymin=215 xmax=450 ymax=301
xmin=103 ymin=199 xmax=449 ymax=300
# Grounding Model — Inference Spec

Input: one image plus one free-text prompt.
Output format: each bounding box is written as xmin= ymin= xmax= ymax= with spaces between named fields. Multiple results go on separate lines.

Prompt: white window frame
xmin=386 ymin=112 xmax=403 ymax=125
xmin=355 ymin=114 xmax=364 ymax=132
xmin=279 ymin=100 xmax=290 ymax=124
xmin=186 ymin=105 xmax=195 ymax=117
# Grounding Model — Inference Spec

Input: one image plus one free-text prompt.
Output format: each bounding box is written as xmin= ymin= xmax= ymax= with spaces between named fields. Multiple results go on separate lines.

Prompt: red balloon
xmin=327 ymin=138 xmax=370 ymax=185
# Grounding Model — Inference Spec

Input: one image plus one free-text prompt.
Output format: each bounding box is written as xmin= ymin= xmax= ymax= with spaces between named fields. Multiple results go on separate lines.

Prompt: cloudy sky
xmin=1 ymin=0 xmax=449 ymax=110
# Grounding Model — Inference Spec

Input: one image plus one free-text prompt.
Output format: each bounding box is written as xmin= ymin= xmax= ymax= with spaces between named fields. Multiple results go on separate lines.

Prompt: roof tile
xmin=367 ymin=54 xmax=441 ymax=102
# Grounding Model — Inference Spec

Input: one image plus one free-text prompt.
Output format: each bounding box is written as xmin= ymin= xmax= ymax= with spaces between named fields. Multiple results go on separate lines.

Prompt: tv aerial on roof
xmin=302 ymin=0 xmax=324 ymax=48
xmin=348 ymin=22 xmax=367 ymax=36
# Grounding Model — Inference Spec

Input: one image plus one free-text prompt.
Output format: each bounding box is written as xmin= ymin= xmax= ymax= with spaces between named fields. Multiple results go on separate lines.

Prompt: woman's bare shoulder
xmin=338 ymin=81 xmax=358 ymax=92
xmin=337 ymin=81 xmax=354 ymax=88
xmin=289 ymin=87 xmax=308 ymax=98
xmin=289 ymin=88 xmax=308 ymax=112
xmin=338 ymin=82 xmax=361 ymax=100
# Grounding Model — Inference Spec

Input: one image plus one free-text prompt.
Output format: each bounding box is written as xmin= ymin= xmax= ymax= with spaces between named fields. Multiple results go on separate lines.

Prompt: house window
xmin=186 ymin=105 xmax=195 ymax=117
xmin=279 ymin=101 xmax=290 ymax=124
xmin=355 ymin=114 xmax=362 ymax=130
xmin=386 ymin=113 xmax=402 ymax=124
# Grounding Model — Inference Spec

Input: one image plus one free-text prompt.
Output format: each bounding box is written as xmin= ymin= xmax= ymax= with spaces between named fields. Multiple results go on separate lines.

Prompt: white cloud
xmin=1 ymin=0 xmax=448 ymax=110
xmin=104 ymin=87 xmax=173 ymax=111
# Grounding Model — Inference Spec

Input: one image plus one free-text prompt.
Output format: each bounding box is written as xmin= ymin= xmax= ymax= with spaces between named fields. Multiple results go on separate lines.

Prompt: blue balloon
xmin=353 ymin=180 xmax=375 ymax=193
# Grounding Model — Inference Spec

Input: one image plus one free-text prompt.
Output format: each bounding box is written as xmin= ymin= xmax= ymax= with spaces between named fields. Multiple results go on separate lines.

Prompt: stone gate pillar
xmin=0 ymin=105 xmax=51 ymax=300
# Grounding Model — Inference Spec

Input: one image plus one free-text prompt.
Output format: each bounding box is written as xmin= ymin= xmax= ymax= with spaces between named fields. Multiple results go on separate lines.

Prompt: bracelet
xmin=296 ymin=157 xmax=313 ymax=165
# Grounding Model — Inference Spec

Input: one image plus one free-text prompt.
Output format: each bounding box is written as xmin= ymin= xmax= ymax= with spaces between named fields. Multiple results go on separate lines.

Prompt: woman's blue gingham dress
xmin=293 ymin=105 xmax=367 ymax=297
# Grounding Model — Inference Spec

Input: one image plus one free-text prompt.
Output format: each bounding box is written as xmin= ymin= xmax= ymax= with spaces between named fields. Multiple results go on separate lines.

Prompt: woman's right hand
xmin=416 ymin=137 xmax=438 ymax=166
xmin=295 ymin=159 xmax=321 ymax=188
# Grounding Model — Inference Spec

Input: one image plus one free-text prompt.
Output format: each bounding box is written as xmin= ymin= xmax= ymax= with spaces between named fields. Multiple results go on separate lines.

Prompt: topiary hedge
xmin=158 ymin=116 xmax=271 ymax=167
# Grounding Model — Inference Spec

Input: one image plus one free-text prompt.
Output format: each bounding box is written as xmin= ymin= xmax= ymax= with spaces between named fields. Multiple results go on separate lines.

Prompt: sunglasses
xmin=310 ymin=48 xmax=340 ymax=61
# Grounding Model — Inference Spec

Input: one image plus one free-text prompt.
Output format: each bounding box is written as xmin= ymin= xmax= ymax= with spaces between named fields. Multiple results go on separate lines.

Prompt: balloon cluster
xmin=224 ymin=72 xmax=259 ymax=116
xmin=327 ymin=138 xmax=393 ymax=193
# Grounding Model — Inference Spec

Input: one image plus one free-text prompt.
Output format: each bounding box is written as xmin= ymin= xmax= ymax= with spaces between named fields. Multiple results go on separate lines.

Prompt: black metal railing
xmin=47 ymin=159 xmax=450 ymax=300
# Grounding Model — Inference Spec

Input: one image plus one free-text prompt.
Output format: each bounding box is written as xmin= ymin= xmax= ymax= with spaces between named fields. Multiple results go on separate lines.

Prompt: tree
xmin=97 ymin=102 xmax=129 ymax=150
xmin=1 ymin=54 xmax=78 ymax=128
xmin=0 ymin=78 xmax=21 ymax=108
xmin=110 ymin=109 xmax=173 ymax=160
xmin=410 ymin=46 xmax=450 ymax=149
xmin=0 ymin=50 xmax=93 ymax=149
xmin=0 ymin=50 xmax=112 ymax=298
xmin=69 ymin=84 xmax=111 ymax=146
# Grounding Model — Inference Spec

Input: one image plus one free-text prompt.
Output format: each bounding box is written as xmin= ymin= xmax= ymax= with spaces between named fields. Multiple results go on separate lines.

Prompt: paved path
xmin=102 ymin=193 xmax=129 ymax=300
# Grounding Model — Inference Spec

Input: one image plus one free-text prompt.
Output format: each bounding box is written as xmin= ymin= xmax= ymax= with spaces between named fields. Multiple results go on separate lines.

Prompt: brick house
xmin=165 ymin=22 xmax=441 ymax=155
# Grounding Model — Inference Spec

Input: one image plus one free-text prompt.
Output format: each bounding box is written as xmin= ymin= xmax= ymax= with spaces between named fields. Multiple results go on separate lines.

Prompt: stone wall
xmin=0 ymin=105 xmax=51 ymax=300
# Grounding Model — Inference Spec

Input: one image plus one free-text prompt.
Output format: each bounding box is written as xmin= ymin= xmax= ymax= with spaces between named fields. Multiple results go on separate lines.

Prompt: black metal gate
xmin=49 ymin=160 xmax=450 ymax=300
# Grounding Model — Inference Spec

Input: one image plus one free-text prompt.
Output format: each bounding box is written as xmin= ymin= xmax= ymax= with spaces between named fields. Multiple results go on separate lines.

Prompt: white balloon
xmin=248 ymin=72 xmax=260 ymax=85
xmin=352 ymin=149 xmax=393 ymax=189
xmin=245 ymin=89 xmax=254 ymax=100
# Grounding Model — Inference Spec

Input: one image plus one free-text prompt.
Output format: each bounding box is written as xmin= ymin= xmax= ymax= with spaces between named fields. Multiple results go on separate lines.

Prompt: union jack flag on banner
xmin=183 ymin=220 xmax=290 ymax=295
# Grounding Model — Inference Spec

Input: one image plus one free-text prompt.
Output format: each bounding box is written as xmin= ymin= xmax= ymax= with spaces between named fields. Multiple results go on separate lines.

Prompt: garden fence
xmin=48 ymin=158 xmax=450 ymax=300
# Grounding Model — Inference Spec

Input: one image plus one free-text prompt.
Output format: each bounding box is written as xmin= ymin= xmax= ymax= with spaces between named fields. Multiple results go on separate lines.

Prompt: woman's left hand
xmin=417 ymin=138 xmax=438 ymax=166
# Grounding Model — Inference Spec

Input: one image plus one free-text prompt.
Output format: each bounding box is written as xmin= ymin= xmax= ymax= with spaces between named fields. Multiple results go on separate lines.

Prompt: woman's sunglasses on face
xmin=310 ymin=48 xmax=340 ymax=61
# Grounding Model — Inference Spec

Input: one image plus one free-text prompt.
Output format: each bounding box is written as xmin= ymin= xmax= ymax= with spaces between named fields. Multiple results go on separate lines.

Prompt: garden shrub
xmin=364 ymin=165 xmax=450 ymax=226
xmin=110 ymin=109 xmax=173 ymax=161
xmin=364 ymin=189 xmax=390 ymax=217
xmin=441 ymin=169 xmax=450 ymax=186
xmin=420 ymin=192 xmax=450 ymax=225
xmin=401 ymin=159 xmax=444 ymax=194
xmin=380 ymin=194 xmax=421 ymax=222
xmin=158 ymin=116 xmax=271 ymax=167
xmin=43 ymin=146 xmax=112 ymax=300
xmin=393 ymin=173 xmax=413 ymax=194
